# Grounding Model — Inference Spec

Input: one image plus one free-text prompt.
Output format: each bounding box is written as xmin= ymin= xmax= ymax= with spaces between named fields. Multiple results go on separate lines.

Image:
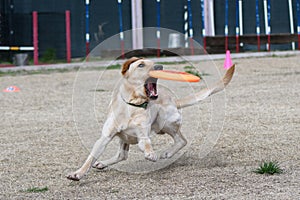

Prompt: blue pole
xmin=235 ymin=0 xmax=239 ymax=52
xmin=225 ymin=0 xmax=228 ymax=35
xmin=117 ymin=0 xmax=124 ymax=58
xmin=85 ymin=0 xmax=90 ymax=56
xmin=187 ymin=0 xmax=194 ymax=55
xmin=225 ymin=0 xmax=229 ymax=50
xmin=267 ymin=0 xmax=271 ymax=51
xmin=255 ymin=0 xmax=260 ymax=51
xmin=200 ymin=0 xmax=206 ymax=50
xmin=156 ymin=0 xmax=160 ymax=29
xmin=117 ymin=0 xmax=123 ymax=35
xmin=117 ymin=0 xmax=123 ymax=36
xmin=298 ymin=0 xmax=300 ymax=31
xmin=255 ymin=0 xmax=260 ymax=33
xmin=156 ymin=0 xmax=161 ymax=57
xmin=267 ymin=0 xmax=271 ymax=33
xmin=235 ymin=0 xmax=239 ymax=35
xmin=200 ymin=0 xmax=205 ymax=34
xmin=297 ymin=0 xmax=300 ymax=49
xmin=187 ymin=0 xmax=193 ymax=38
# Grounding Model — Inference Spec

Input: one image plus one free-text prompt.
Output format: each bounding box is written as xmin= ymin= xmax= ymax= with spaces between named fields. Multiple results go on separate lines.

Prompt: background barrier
xmin=0 ymin=0 xmax=299 ymax=64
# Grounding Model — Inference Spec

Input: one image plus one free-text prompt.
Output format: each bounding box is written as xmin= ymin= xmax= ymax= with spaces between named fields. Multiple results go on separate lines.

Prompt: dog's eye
xmin=138 ymin=63 xmax=145 ymax=68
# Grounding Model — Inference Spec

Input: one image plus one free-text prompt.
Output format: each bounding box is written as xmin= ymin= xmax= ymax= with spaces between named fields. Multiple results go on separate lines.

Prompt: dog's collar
xmin=121 ymin=96 xmax=148 ymax=109
xmin=126 ymin=101 xmax=148 ymax=109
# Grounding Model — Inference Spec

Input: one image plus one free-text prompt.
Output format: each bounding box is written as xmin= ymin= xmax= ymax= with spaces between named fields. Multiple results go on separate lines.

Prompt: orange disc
xmin=149 ymin=70 xmax=200 ymax=82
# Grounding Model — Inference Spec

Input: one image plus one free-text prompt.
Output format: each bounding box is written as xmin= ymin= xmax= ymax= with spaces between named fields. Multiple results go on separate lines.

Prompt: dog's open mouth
xmin=145 ymin=64 xmax=163 ymax=100
xmin=145 ymin=77 xmax=158 ymax=100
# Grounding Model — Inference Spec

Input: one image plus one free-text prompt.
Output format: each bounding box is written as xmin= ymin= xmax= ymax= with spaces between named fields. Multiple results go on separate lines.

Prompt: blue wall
xmin=1 ymin=0 xmax=298 ymax=59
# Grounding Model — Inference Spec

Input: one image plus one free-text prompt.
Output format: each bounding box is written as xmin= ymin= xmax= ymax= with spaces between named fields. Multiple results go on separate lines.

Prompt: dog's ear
xmin=121 ymin=57 xmax=141 ymax=76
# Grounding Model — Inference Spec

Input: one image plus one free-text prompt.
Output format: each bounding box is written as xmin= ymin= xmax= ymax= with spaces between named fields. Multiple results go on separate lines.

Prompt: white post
xmin=288 ymin=0 xmax=295 ymax=50
xmin=239 ymin=0 xmax=243 ymax=47
xmin=184 ymin=5 xmax=189 ymax=47
xmin=131 ymin=0 xmax=143 ymax=49
xmin=263 ymin=0 xmax=268 ymax=50
xmin=205 ymin=0 xmax=215 ymax=36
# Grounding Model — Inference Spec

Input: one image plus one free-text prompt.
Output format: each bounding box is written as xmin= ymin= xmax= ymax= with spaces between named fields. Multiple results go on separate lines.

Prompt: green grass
xmin=0 ymin=70 xmax=17 ymax=77
xmin=184 ymin=69 xmax=202 ymax=78
xmin=106 ymin=64 xmax=121 ymax=70
xmin=0 ymin=67 xmax=79 ymax=77
xmin=25 ymin=186 xmax=48 ymax=193
xmin=271 ymin=53 xmax=295 ymax=58
xmin=184 ymin=66 xmax=210 ymax=78
xmin=110 ymin=188 xmax=119 ymax=193
xmin=0 ymin=64 xmax=122 ymax=77
xmin=254 ymin=161 xmax=283 ymax=175
xmin=90 ymin=89 xmax=107 ymax=92
xmin=156 ymin=61 xmax=187 ymax=65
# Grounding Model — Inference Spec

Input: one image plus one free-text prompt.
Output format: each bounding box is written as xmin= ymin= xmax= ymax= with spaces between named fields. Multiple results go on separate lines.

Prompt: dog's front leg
xmin=67 ymin=118 xmax=116 ymax=181
xmin=66 ymin=135 xmax=112 ymax=181
xmin=67 ymin=116 xmax=117 ymax=181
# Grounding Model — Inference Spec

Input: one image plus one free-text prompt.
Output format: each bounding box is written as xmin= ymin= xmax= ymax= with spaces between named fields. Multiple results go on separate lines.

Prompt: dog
xmin=67 ymin=57 xmax=235 ymax=181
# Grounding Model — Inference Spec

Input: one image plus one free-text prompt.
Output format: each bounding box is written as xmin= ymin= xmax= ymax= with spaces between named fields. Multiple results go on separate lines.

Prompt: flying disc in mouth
xmin=149 ymin=70 xmax=200 ymax=82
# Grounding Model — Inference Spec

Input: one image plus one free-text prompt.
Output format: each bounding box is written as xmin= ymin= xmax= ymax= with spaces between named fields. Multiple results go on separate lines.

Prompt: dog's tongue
xmin=148 ymin=82 xmax=157 ymax=97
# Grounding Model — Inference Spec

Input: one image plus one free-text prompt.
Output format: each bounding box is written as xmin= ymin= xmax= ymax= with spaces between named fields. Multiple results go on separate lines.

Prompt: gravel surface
xmin=0 ymin=55 xmax=299 ymax=199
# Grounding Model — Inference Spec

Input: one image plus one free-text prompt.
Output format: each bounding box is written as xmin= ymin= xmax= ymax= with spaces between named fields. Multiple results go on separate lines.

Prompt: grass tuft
xmin=110 ymin=189 xmax=119 ymax=193
xmin=106 ymin=64 xmax=121 ymax=70
xmin=25 ymin=186 xmax=49 ymax=193
xmin=184 ymin=66 xmax=210 ymax=78
xmin=90 ymin=89 xmax=107 ymax=92
xmin=254 ymin=161 xmax=283 ymax=175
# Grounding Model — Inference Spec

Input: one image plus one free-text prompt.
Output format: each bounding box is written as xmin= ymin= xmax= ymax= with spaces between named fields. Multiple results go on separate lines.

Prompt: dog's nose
xmin=154 ymin=65 xmax=163 ymax=70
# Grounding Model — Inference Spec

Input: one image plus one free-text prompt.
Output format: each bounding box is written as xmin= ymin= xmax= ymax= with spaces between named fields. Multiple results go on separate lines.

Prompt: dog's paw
xmin=92 ymin=161 xmax=107 ymax=170
xmin=145 ymin=152 xmax=158 ymax=162
xmin=66 ymin=172 xmax=83 ymax=181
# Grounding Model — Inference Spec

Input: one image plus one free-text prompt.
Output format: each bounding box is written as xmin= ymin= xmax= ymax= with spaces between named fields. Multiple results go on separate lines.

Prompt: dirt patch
xmin=0 ymin=55 xmax=299 ymax=199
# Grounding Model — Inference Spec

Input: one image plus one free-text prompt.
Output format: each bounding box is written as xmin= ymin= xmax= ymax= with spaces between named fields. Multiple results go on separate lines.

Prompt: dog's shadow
xmin=69 ymin=150 xmax=227 ymax=186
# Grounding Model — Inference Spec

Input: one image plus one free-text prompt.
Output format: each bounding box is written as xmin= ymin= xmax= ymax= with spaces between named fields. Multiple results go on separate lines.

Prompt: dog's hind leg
xmin=136 ymin=128 xmax=158 ymax=162
xmin=93 ymin=139 xmax=130 ymax=170
xmin=138 ymin=136 xmax=158 ymax=162
xmin=160 ymin=129 xmax=187 ymax=159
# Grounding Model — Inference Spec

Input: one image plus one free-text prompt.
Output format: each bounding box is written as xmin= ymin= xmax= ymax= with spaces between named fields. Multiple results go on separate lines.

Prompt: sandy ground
xmin=0 ymin=55 xmax=299 ymax=199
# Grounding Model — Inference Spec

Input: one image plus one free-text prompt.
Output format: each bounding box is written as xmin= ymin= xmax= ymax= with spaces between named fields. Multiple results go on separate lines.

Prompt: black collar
xmin=121 ymin=96 xmax=148 ymax=109
xmin=126 ymin=101 xmax=148 ymax=109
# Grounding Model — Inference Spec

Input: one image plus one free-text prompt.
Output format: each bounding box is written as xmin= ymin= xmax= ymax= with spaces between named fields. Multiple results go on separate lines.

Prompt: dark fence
xmin=0 ymin=0 xmax=299 ymax=62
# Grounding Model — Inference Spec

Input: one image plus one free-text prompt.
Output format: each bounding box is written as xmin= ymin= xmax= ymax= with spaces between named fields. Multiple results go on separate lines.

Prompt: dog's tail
xmin=175 ymin=65 xmax=235 ymax=109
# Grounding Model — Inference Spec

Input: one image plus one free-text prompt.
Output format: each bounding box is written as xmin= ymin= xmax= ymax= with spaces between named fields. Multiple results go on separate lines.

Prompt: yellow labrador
xmin=67 ymin=57 xmax=235 ymax=181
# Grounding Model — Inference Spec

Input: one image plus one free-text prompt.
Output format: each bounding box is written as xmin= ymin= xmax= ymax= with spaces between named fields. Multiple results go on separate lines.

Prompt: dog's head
xmin=121 ymin=57 xmax=163 ymax=100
